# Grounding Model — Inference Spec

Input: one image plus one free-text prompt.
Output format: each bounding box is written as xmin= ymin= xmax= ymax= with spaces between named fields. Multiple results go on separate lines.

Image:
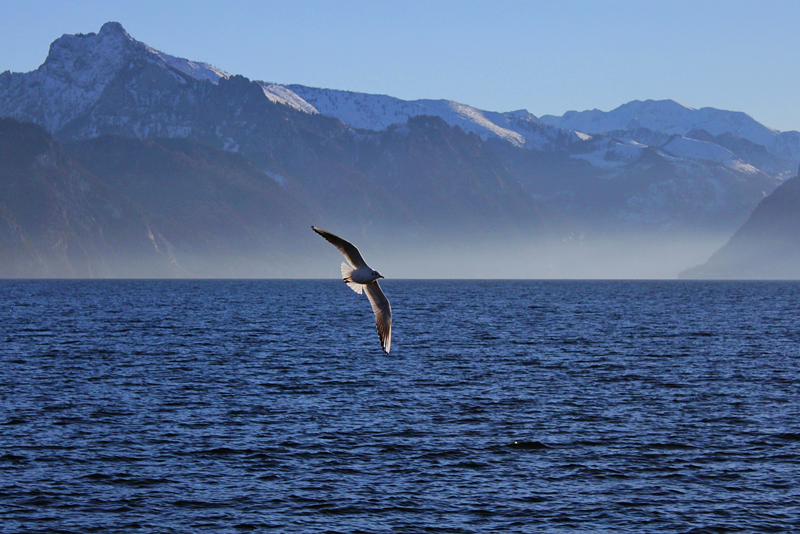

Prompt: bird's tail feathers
xmin=341 ymin=262 xmax=364 ymax=294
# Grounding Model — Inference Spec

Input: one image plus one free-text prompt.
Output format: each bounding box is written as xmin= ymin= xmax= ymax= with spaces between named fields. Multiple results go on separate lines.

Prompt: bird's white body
xmin=313 ymin=226 xmax=392 ymax=353
xmin=350 ymin=266 xmax=382 ymax=285
xmin=342 ymin=263 xmax=383 ymax=294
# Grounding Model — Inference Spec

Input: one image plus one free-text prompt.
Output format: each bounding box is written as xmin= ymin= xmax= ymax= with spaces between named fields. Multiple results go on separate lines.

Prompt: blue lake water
xmin=1 ymin=279 xmax=799 ymax=533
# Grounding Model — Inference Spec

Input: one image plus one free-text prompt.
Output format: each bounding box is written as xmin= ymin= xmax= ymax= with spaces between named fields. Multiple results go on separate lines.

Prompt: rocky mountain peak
xmin=98 ymin=21 xmax=129 ymax=36
xmin=42 ymin=21 xmax=141 ymax=86
xmin=0 ymin=22 xmax=232 ymax=135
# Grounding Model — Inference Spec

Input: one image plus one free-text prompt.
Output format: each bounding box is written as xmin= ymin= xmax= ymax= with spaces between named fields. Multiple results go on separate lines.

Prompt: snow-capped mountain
xmin=260 ymin=84 xmax=587 ymax=150
xmin=257 ymin=88 xmax=797 ymax=178
xmin=1 ymin=21 xmax=796 ymax=277
xmin=540 ymin=99 xmax=800 ymax=175
xmin=571 ymin=132 xmax=762 ymax=175
xmin=659 ymin=136 xmax=759 ymax=174
xmin=0 ymin=22 xmax=228 ymax=134
xmin=2 ymin=22 xmax=794 ymax=178
xmin=541 ymin=99 xmax=775 ymax=143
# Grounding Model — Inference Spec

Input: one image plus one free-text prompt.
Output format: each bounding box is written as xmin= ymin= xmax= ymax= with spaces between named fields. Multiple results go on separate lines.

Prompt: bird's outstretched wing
xmin=312 ymin=226 xmax=368 ymax=268
xmin=365 ymin=281 xmax=392 ymax=354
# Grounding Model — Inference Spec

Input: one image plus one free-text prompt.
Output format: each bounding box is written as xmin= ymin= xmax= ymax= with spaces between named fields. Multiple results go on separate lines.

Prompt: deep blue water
xmin=1 ymin=279 xmax=799 ymax=533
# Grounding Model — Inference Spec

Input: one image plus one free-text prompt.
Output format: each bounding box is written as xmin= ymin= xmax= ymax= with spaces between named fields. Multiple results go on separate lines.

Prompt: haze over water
xmin=2 ymin=280 xmax=799 ymax=532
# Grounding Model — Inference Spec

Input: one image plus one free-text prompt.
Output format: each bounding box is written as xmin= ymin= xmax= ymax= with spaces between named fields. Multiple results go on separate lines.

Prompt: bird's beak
xmin=379 ymin=275 xmax=384 ymax=279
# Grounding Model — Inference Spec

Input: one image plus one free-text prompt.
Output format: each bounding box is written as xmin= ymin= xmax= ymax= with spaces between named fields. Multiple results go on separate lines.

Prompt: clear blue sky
xmin=2 ymin=0 xmax=799 ymax=131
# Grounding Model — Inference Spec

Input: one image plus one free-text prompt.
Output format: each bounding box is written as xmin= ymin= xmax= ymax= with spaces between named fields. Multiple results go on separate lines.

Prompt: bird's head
xmin=371 ymin=270 xmax=384 ymax=280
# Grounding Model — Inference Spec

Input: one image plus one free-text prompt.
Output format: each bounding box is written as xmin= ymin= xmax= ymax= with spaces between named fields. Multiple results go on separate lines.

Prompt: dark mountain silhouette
xmin=65 ymin=134 xmax=317 ymax=277
xmin=0 ymin=118 xmax=176 ymax=277
xmin=681 ymin=166 xmax=800 ymax=279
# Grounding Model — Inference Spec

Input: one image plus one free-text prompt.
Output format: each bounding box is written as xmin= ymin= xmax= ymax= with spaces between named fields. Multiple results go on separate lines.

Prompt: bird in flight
xmin=312 ymin=226 xmax=392 ymax=354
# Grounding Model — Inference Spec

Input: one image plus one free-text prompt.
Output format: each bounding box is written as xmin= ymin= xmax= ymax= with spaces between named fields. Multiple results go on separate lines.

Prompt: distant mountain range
xmin=1 ymin=22 xmax=798 ymax=278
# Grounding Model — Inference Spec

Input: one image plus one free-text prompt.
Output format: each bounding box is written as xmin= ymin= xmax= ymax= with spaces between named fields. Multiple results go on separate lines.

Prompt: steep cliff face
xmin=681 ymin=167 xmax=800 ymax=279
xmin=0 ymin=22 xmax=227 ymax=136
xmin=351 ymin=116 xmax=562 ymax=237
xmin=66 ymin=134 xmax=317 ymax=277
xmin=0 ymin=118 xmax=177 ymax=277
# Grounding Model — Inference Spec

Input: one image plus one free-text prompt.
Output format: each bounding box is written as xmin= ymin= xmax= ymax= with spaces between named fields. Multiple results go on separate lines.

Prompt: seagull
xmin=312 ymin=226 xmax=392 ymax=354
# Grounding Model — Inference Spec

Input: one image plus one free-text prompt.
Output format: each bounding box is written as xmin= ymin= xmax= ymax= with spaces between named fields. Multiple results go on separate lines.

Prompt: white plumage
xmin=312 ymin=226 xmax=392 ymax=354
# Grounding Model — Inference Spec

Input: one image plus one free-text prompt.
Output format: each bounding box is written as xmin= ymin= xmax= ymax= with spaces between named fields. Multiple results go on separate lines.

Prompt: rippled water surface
xmin=2 ymin=280 xmax=799 ymax=533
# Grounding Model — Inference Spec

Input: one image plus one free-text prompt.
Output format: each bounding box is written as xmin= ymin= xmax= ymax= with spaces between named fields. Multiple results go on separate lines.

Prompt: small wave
xmin=508 ymin=440 xmax=549 ymax=450
xmin=172 ymin=499 xmax=228 ymax=509
xmin=1 ymin=417 xmax=26 ymax=425
xmin=646 ymin=442 xmax=698 ymax=450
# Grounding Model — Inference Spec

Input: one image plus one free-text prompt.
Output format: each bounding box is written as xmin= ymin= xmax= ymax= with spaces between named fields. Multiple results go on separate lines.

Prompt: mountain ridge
xmin=0 ymin=117 xmax=180 ymax=277
xmin=680 ymin=167 xmax=800 ymax=279
xmin=539 ymin=99 xmax=800 ymax=175
xmin=1 ymin=22 xmax=798 ymax=278
xmin=3 ymin=22 xmax=796 ymax=180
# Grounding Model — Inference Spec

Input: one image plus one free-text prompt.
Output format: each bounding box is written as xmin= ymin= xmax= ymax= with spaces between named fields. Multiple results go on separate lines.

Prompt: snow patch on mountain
xmin=541 ymin=99 xmax=783 ymax=151
xmin=661 ymin=136 xmax=736 ymax=166
xmin=266 ymin=84 xmax=587 ymax=151
xmin=654 ymin=136 xmax=759 ymax=175
xmin=258 ymin=83 xmax=318 ymax=114
xmin=282 ymin=85 xmax=527 ymax=145
xmin=146 ymin=48 xmax=229 ymax=83
xmin=572 ymin=138 xmax=647 ymax=169
xmin=538 ymin=99 xmax=800 ymax=175
xmin=284 ymin=86 xmax=418 ymax=131
xmin=771 ymin=130 xmax=800 ymax=165
xmin=265 ymin=170 xmax=287 ymax=186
